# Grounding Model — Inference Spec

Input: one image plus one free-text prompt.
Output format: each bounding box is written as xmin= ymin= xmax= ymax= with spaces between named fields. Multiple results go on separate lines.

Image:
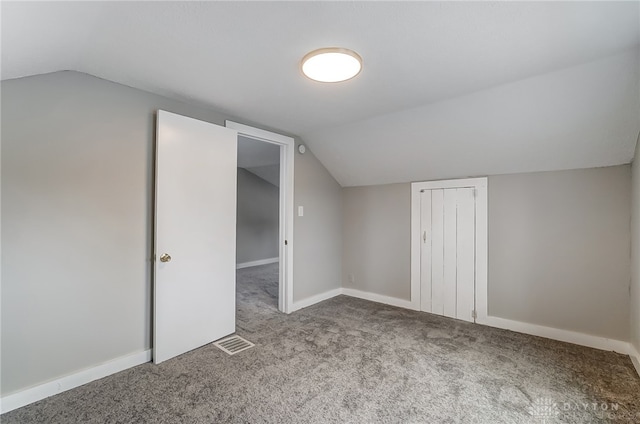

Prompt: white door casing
xmin=154 ymin=110 xmax=238 ymax=364
xmin=410 ymin=178 xmax=488 ymax=323
xmin=225 ymin=121 xmax=295 ymax=314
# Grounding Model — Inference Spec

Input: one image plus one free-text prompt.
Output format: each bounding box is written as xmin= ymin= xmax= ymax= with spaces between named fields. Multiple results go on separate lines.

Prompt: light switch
xmin=298 ymin=206 xmax=304 ymax=217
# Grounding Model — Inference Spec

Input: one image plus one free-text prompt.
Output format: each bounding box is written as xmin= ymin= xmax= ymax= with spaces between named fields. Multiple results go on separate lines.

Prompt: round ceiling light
xmin=301 ymin=48 xmax=362 ymax=83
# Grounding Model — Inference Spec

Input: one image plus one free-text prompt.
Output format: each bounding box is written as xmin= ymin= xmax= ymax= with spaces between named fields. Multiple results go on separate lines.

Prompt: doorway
xmin=410 ymin=178 xmax=488 ymax=323
xmin=236 ymin=136 xmax=280 ymax=315
xmin=226 ymin=121 xmax=295 ymax=314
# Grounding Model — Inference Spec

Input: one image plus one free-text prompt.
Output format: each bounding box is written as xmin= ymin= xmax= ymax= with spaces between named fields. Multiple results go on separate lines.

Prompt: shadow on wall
xmin=236 ymin=168 xmax=279 ymax=265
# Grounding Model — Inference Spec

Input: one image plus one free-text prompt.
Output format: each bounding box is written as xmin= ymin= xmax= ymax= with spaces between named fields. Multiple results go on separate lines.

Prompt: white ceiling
xmin=237 ymin=136 xmax=280 ymax=169
xmin=2 ymin=1 xmax=639 ymax=186
xmin=237 ymin=135 xmax=281 ymax=187
xmin=244 ymin=165 xmax=280 ymax=188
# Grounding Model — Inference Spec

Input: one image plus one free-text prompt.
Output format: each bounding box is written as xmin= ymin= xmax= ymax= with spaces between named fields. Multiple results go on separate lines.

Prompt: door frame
xmin=410 ymin=177 xmax=488 ymax=323
xmin=225 ymin=121 xmax=295 ymax=314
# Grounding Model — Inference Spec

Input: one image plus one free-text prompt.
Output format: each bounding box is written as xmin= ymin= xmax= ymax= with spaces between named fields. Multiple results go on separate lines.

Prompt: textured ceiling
xmin=2 ymin=1 xmax=639 ymax=186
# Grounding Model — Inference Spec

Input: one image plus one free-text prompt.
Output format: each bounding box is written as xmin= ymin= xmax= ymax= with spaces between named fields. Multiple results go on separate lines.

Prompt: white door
xmin=154 ymin=110 xmax=237 ymax=364
xmin=420 ymin=187 xmax=476 ymax=322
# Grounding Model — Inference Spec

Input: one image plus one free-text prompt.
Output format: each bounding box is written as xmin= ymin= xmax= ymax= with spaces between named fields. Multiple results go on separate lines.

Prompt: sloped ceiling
xmin=244 ymin=165 xmax=280 ymax=188
xmin=237 ymin=136 xmax=280 ymax=169
xmin=2 ymin=1 xmax=639 ymax=186
xmin=238 ymin=136 xmax=280 ymax=187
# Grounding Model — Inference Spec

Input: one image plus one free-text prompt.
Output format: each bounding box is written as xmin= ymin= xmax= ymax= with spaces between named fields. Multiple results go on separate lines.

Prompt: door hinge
xmin=285 ymin=240 xmax=288 ymax=246
xmin=472 ymin=310 xmax=477 ymax=319
xmin=423 ymin=230 xmax=426 ymax=243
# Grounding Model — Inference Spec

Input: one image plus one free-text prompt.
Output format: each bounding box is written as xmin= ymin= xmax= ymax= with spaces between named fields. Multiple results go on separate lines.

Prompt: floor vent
xmin=213 ymin=335 xmax=255 ymax=355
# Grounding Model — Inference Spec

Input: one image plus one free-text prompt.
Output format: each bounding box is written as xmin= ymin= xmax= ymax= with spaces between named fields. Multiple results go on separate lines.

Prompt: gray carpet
xmin=3 ymin=262 xmax=639 ymax=423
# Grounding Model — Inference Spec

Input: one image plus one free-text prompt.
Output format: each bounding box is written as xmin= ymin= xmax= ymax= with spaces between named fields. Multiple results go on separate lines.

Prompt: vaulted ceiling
xmin=2 ymin=1 xmax=639 ymax=186
xmin=238 ymin=136 xmax=280 ymax=187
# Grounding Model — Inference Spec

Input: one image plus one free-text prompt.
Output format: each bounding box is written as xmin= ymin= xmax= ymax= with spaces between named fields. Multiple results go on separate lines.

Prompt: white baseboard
xmin=288 ymin=285 xmax=640 ymax=377
xmin=630 ymin=345 xmax=640 ymax=378
xmin=0 ymin=349 xmax=152 ymax=414
xmin=290 ymin=287 xmax=415 ymax=314
xmin=2 ymin=307 xmax=637 ymax=415
xmin=483 ymin=316 xmax=632 ymax=355
xmin=290 ymin=288 xmax=343 ymax=312
xmin=342 ymin=288 xmax=415 ymax=310
xmin=236 ymin=257 xmax=279 ymax=269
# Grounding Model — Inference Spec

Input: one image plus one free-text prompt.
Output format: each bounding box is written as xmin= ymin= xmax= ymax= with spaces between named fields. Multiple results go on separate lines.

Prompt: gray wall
xmin=342 ymin=184 xmax=410 ymax=299
xmin=1 ymin=71 xmax=343 ymax=396
xmin=488 ymin=166 xmax=630 ymax=341
xmin=631 ymin=140 xmax=640 ymax=353
xmin=236 ymin=168 xmax=279 ymax=264
xmin=342 ymin=165 xmax=631 ymax=341
xmin=292 ymin=143 xmax=343 ymax=302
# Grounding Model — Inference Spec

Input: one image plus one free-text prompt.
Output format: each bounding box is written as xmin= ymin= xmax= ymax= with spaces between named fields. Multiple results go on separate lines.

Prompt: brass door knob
xmin=160 ymin=253 xmax=172 ymax=263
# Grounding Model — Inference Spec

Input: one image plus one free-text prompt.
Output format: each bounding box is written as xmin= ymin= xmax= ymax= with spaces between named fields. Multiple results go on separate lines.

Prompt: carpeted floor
xmin=3 ymin=262 xmax=640 ymax=423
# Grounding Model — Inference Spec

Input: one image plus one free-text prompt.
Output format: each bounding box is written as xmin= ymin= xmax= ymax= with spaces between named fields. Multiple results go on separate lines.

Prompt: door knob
xmin=160 ymin=253 xmax=172 ymax=263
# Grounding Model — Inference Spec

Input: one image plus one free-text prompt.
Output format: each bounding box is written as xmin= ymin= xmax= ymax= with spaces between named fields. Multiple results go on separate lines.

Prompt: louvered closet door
xmin=420 ymin=188 xmax=476 ymax=322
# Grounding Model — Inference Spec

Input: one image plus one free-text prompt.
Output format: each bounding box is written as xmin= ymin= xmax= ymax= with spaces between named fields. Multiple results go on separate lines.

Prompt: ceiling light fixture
xmin=301 ymin=48 xmax=362 ymax=83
